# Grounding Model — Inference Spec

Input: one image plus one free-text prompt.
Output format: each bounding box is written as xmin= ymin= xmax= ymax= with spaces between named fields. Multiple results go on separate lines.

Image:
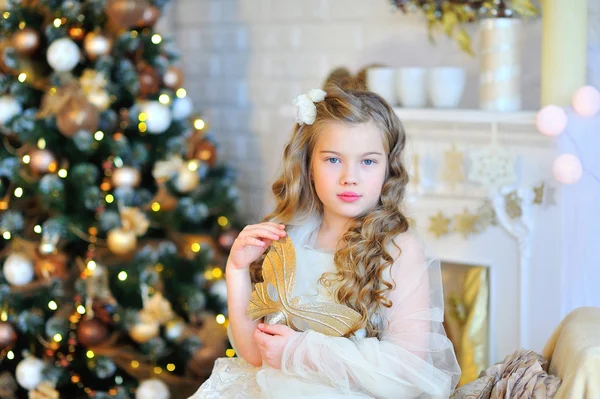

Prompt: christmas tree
xmin=0 ymin=1 xmax=241 ymax=398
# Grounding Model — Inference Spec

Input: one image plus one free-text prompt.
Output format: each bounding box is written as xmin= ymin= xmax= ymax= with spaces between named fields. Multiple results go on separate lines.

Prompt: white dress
xmin=190 ymin=219 xmax=461 ymax=399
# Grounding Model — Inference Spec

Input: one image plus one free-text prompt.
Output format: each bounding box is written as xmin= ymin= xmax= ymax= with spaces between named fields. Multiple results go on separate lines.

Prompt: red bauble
xmin=77 ymin=318 xmax=109 ymax=347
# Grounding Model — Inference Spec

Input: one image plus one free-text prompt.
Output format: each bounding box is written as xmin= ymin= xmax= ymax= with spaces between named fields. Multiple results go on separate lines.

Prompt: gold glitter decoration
xmin=429 ymin=211 xmax=451 ymax=238
xmin=442 ymin=143 xmax=464 ymax=188
xmin=454 ymin=209 xmax=478 ymax=238
xmin=504 ymin=191 xmax=522 ymax=219
xmin=247 ymin=236 xmax=361 ymax=337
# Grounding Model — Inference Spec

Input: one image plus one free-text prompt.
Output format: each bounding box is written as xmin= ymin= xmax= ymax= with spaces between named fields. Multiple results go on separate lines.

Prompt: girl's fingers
xmin=246 ymin=224 xmax=287 ymax=236
xmin=243 ymin=237 xmax=266 ymax=248
xmin=240 ymin=227 xmax=284 ymax=241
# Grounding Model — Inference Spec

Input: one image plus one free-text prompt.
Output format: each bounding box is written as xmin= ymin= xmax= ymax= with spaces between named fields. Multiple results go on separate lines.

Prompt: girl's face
xmin=310 ymin=121 xmax=388 ymax=222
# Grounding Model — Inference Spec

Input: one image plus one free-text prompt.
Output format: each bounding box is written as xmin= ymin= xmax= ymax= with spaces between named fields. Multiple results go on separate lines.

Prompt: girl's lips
xmin=338 ymin=193 xmax=361 ymax=202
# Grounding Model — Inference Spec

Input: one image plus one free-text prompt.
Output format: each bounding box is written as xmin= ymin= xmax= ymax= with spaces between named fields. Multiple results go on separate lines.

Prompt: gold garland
xmin=428 ymin=181 xmax=548 ymax=238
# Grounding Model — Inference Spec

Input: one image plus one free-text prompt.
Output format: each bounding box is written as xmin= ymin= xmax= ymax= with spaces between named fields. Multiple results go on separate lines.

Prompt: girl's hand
xmin=253 ymin=323 xmax=298 ymax=369
xmin=227 ymin=222 xmax=286 ymax=270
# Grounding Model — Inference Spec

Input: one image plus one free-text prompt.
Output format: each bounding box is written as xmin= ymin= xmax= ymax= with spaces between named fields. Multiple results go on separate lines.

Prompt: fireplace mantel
xmin=398 ymin=107 xmax=562 ymax=364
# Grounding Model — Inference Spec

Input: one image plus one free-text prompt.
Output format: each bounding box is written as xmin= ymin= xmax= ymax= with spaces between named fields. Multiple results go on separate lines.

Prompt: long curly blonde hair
xmin=255 ymin=85 xmax=410 ymax=338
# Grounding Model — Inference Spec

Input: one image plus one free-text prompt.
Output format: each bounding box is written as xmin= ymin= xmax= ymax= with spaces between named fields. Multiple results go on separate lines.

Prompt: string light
xmin=34 ymin=225 xmax=42 ymax=233
xmin=166 ymin=363 xmax=175 ymax=372
xmin=212 ymin=268 xmax=223 ymax=279
xmin=22 ymin=155 xmax=30 ymax=164
xmin=151 ymin=202 xmax=160 ymax=212
xmin=37 ymin=138 xmax=46 ymax=149
xmin=7 ymin=351 xmax=14 ymax=360
xmin=105 ymin=194 xmax=114 ymax=203
xmin=194 ymin=119 xmax=206 ymax=130
xmin=3 ymin=231 xmax=11 ymax=240
xmin=94 ymin=131 xmax=104 ymax=141
xmin=176 ymin=89 xmax=186 ymax=98
xmin=131 ymin=360 xmax=139 ymax=368
xmin=154 ymin=366 xmax=162 ymax=374
xmin=18 ymin=73 xmax=26 ymax=82
xmin=53 ymin=18 xmax=61 ymax=27
xmin=14 ymin=187 xmax=23 ymax=198
xmin=87 ymin=260 xmax=96 ymax=271
xmin=226 ymin=349 xmax=235 ymax=357
xmin=151 ymin=34 xmax=162 ymax=44
xmin=77 ymin=305 xmax=86 ymax=314
xmin=48 ymin=301 xmax=58 ymax=310
xmin=191 ymin=243 xmax=201 ymax=253
xmin=118 ymin=271 xmax=127 ymax=281
xmin=18 ymin=22 xmax=25 ymax=29
xmin=3 ymin=12 xmax=10 ymax=19
xmin=138 ymin=113 xmax=147 ymax=122
xmin=138 ymin=122 xmax=147 ymax=133
xmin=217 ymin=216 xmax=229 ymax=227
xmin=54 ymin=334 xmax=62 ymax=342
xmin=158 ymin=94 xmax=170 ymax=104
xmin=86 ymin=350 xmax=94 ymax=359
xmin=216 ymin=314 xmax=226 ymax=324
xmin=187 ymin=161 xmax=198 ymax=171
xmin=58 ymin=169 xmax=68 ymax=178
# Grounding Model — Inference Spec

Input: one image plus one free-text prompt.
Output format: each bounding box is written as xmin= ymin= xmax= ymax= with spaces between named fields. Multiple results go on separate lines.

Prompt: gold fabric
xmin=443 ymin=263 xmax=489 ymax=386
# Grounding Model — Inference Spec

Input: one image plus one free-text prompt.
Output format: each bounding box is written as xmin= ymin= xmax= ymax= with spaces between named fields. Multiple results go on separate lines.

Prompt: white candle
xmin=541 ymin=0 xmax=588 ymax=106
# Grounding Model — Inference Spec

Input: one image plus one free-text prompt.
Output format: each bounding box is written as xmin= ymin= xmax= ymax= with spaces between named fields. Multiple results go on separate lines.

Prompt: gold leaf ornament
xmin=247 ymin=236 xmax=361 ymax=337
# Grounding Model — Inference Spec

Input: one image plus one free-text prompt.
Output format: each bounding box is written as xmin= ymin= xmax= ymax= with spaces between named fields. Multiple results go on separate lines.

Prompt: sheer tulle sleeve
xmin=280 ymin=232 xmax=461 ymax=398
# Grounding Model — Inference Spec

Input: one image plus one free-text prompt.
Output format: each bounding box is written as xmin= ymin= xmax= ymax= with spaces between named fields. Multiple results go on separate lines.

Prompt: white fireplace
xmin=399 ymin=108 xmax=563 ymax=365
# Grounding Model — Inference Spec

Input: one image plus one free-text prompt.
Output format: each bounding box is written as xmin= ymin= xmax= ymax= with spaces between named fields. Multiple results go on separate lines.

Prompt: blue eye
xmin=326 ymin=157 xmax=340 ymax=164
xmin=363 ymin=159 xmax=375 ymax=166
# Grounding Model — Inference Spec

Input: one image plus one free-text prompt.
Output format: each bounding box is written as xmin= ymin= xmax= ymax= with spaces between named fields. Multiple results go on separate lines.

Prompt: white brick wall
xmin=161 ymin=0 xmax=598 ymax=223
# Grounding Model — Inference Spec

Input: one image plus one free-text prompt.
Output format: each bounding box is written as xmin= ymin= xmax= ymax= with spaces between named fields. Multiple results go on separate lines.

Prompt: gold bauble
xmin=175 ymin=166 xmax=199 ymax=193
xmin=194 ymin=140 xmax=217 ymax=167
xmin=56 ymin=98 xmax=99 ymax=137
xmin=163 ymin=66 xmax=183 ymax=90
xmin=105 ymin=0 xmax=147 ymax=30
xmin=87 ymin=90 xmax=111 ymax=111
xmin=135 ymin=5 xmax=161 ymax=28
xmin=129 ymin=320 xmax=159 ymax=343
xmin=107 ymin=228 xmax=137 ymax=255
xmin=83 ymin=32 xmax=113 ymax=61
xmin=112 ymin=166 xmax=141 ymax=188
xmin=29 ymin=149 xmax=56 ymax=173
xmin=13 ymin=27 xmax=40 ymax=56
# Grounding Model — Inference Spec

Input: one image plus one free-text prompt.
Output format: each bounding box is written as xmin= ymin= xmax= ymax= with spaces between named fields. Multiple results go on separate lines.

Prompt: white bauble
xmin=141 ymin=101 xmax=172 ymax=134
xmin=47 ymin=38 xmax=80 ymax=72
xmin=3 ymin=253 xmax=34 ymax=286
xmin=209 ymin=279 xmax=227 ymax=303
xmin=30 ymin=149 xmax=56 ymax=173
xmin=136 ymin=379 xmax=170 ymax=399
xmin=172 ymin=96 xmax=193 ymax=120
xmin=112 ymin=166 xmax=141 ymax=188
xmin=0 ymin=96 xmax=22 ymax=126
xmin=165 ymin=318 xmax=185 ymax=341
xmin=16 ymin=356 xmax=45 ymax=390
xmin=175 ymin=165 xmax=199 ymax=193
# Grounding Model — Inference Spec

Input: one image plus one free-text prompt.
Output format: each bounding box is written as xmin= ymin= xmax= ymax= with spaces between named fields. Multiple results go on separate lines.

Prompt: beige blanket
xmin=542 ymin=307 xmax=600 ymax=399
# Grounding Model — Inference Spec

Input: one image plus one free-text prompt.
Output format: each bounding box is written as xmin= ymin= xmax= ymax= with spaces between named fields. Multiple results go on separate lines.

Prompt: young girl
xmin=190 ymin=85 xmax=461 ymax=398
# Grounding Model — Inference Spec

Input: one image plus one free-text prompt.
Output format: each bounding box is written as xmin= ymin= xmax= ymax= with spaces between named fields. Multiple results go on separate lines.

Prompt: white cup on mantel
xmin=428 ymin=67 xmax=466 ymax=108
xmin=396 ymin=67 xmax=428 ymax=108
xmin=366 ymin=67 xmax=396 ymax=106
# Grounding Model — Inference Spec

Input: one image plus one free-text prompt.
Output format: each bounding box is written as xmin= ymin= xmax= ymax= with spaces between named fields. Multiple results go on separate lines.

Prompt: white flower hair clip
xmin=292 ymin=89 xmax=327 ymax=126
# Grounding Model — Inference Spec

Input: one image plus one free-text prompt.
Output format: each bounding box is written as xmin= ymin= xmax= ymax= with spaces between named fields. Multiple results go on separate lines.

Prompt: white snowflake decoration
xmin=468 ymin=142 xmax=517 ymax=193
